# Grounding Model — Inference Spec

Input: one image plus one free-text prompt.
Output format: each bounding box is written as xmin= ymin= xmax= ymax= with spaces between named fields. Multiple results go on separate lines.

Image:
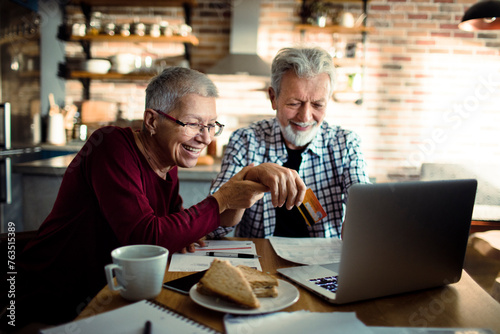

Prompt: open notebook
xmin=40 ymin=299 xmax=218 ymax=334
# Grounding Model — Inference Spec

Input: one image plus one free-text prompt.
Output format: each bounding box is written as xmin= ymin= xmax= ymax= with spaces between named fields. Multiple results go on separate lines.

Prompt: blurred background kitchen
xmin=1 ymin=0 xmax=499 ymax=234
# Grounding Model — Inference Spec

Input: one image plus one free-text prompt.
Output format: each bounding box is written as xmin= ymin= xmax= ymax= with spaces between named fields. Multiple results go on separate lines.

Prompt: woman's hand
xmin=179 ymin=238 xmax=206 ymax=253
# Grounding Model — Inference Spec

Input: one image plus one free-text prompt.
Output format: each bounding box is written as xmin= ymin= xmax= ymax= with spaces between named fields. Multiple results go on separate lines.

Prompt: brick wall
xmin=65 ymin=0 xmax=500 ymax=183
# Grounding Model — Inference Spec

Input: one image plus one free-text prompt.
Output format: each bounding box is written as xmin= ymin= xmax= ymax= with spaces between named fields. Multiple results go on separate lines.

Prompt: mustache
xmin=290 ymin=120 xmax=317 ymax=127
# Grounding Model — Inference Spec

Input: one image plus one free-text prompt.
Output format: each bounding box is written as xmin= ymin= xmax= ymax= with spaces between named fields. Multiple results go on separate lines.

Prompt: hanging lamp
xmin=459 ymin=0 xmax=500 ymax=31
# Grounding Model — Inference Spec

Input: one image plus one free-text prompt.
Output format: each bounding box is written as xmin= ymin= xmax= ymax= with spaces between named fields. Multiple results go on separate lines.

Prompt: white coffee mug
xmin=104 ymin=245 xmax=168 ymax=301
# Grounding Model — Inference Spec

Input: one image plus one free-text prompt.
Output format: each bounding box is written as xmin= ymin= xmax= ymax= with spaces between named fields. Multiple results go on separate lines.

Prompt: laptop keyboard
xmin=310 ymin=275 xmax=338 ymax=293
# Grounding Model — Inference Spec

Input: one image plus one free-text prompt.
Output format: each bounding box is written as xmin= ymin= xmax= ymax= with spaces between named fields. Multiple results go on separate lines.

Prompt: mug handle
xmin=104 ymin=263 xmax=125 ymax=291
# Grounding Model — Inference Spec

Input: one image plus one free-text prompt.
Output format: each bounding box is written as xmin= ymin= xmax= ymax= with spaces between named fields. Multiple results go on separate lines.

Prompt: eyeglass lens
xmin=184 ymin=123 xmax=223 ymax=137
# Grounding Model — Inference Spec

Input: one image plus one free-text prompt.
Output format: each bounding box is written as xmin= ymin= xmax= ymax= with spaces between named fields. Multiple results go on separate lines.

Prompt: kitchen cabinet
xmin=57 ymin=1 xmax=198 ymax=100
xmin=296 ymin=0 xmax=372 ymax=104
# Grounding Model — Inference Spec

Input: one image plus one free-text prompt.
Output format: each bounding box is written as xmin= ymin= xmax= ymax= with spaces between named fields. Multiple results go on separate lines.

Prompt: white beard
xmin=280 ymin=121 xmax=319 ymax=147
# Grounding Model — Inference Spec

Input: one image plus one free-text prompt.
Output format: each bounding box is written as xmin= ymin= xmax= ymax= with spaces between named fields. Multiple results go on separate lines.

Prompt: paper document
xmin=224 ymin=311 xmax=371 ymax=334
xmin=224 ymin=312 xmax=495 ymax=334
xmin=169 ymin=240 xmax=262 ymax=271
xmin=268 ymin=236 xmax=342 ymax=265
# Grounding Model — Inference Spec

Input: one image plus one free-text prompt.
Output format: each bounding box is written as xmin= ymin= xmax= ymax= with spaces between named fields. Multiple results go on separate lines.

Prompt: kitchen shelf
xmin=60 ymin=1 xmax=197 ymax=101
xmin=69 ymin=34 xmax=199 ymax=45
xmin=297 ymin=0 xmax=371 ymax=104
xmin=70 ymin=0 xmax=196 ymax=6
xmin=0 ymin=33 xmax=39 ymax=46
xmin=19 ymin=71 xmax=41 ymax=78
xmin=67 ymin=71 xmax=155 ymax=80
xmin=294 ymin=24 xmax=374 ymax=34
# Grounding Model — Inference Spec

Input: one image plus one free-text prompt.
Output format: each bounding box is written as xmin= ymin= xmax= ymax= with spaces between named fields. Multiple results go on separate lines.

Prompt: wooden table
xmin=76 ymin=238 xmax=500 ymax=333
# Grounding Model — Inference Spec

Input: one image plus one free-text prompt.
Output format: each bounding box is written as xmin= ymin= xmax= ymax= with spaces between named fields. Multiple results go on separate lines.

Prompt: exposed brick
xmin=393 ymin=56 xmax=412 ymax=61
xmin=429 ymin=49 xmax=450 ymax=54
xmin=478 ymin=33 xmax=499 ymax=39
xmin=431 ymin=14 xmax=453 ymax=20
xmin=417 ymin=5 xmax=439 ymax=11
xmin=55 ymin=0 xmax=500 ymax=183
xmin=431 ymin=32 xmax=451 ymax=37
xmin=383 ymin=64 xmax=403 ymax=70
xmin=408 ymin=31 xmax=428 ymax=37
xmin=440 ymin=23 xmax=458 ymax=30
xmin=453 ymin=49 xmax=473 ymax=55
xmin=416 ymin=39 xmax=436 ymax=45
xmin=408 ymin=14 xmax=429 ymax=20
xmin=416 ymin=22 xmax=439 ymax=29
xmin=370 ymin=5 xmax=392 ymax=11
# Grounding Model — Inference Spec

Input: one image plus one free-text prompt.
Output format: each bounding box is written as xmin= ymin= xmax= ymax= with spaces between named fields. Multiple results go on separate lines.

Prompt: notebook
xmin=40 ymin=299 xmax=218 ymax=334
xmin=277 ymin=179 xmax=477 ymax=304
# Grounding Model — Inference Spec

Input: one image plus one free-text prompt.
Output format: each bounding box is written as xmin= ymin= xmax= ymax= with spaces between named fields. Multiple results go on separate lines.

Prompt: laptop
xmin=277 ymin=179 xmax=477 ymax=304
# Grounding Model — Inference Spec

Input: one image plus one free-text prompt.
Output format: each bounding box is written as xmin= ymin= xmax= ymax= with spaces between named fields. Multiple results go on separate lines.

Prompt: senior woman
xmin=9 ymin=67 xmax=305 ymax=331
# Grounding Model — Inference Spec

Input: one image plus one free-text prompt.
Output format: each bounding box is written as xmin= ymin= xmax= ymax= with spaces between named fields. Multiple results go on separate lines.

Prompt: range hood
xmin=208 ymin=0 xmax=270 ymax=77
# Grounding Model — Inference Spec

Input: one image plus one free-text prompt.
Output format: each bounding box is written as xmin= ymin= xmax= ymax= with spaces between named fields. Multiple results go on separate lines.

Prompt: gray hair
xmin=270 ymin=47 xmax=335 ymax=97
xmin=145 ymin=67 xmax=219 ymax=113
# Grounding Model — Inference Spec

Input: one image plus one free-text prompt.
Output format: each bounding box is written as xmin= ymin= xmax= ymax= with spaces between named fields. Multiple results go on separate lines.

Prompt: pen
xmin=205 ymin=252 xmax=260 ymax=258
xmin=144 ymin=320 xmax=151 ymax=334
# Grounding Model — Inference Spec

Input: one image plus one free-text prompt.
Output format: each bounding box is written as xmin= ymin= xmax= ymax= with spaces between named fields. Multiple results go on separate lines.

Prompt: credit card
xmin=297 ymin=188 xmax=327 ymax=226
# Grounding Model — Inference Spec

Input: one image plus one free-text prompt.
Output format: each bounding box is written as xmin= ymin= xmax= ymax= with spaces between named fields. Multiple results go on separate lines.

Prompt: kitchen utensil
xmin=85 ymin=59 xmax=111 ymax=74
xmin=48 ymin=93 xmax=60 ymax=115
xmin=340 ymin=12 xmax=355 ymax=28
xmin=110 ymin=54 xmax=138 ymax=74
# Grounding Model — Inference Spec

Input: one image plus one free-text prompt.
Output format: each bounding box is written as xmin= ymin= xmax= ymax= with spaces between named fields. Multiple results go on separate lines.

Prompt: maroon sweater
xmin=15 ymin=126 xmax=220 ymax=326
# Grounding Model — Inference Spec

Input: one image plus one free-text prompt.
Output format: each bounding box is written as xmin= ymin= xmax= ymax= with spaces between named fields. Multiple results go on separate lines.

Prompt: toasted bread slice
xmin=237 ymin=265 xmax=279 ymax=297
xmin=198 ymin=259 xmax=260 ymax=308
xmin=252 ymin=286 xmax=279 ymax=298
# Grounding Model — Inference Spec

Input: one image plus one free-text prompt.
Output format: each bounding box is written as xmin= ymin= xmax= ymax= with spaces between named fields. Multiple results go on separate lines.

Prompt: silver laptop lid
xmin=335 ymin=179 xmax=477 ymax=304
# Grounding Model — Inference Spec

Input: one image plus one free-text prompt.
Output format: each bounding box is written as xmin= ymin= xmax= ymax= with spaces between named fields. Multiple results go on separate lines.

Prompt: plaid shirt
xmin=208 ymin=118 xmax=370 ymax=239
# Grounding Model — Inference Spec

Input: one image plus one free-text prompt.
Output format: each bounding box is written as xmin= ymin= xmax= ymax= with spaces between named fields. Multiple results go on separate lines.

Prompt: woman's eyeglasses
xmin=153 ymin=109 xmax=224 ymax=137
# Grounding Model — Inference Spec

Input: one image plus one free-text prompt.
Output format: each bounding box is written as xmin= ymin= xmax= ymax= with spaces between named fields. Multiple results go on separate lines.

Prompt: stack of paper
xmin=224 ymin=312 xmax=495 ymax=334
xmin=169 ymin=240 xmax=262 ymax=271
xmin=268 ymin=236 xmax=343 ymax=265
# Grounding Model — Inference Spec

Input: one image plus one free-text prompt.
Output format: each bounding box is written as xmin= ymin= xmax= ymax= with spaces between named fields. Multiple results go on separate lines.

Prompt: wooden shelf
xmin=20 ymin=71 xmax=41 ymax=78
xmin=68 ymin=71 xmax=156 ymax=80
xmin=69 ymin=34 xmax=199 ymax=45
xmin=295 ymin=24 xmax=374 ymax=34
xmin=70 ymin=0 xmax=196 ymax=6
xmin=322 ymin=0 xmax=370 ymax=2
xmin=0 ymin=33 xmax=39 ymax=46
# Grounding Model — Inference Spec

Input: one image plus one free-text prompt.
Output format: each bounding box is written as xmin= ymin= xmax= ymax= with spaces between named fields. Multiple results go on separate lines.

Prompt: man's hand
xmin=243 ymin=163 xmax=307 ymax=210
xmin=212 ymin=165 xmax=269 ymax=213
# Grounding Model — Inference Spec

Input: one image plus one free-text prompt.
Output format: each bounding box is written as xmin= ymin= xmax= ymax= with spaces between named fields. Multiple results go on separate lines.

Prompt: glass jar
xmin=89 ymin=12 xmax=102 ymax=35
xmin=120 ymin=23 xmax=131 ymax=37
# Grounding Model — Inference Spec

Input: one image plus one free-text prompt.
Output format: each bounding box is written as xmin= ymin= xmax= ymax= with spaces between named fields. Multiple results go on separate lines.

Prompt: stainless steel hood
xmin=208 ymin=0 xmax=270 ymax=77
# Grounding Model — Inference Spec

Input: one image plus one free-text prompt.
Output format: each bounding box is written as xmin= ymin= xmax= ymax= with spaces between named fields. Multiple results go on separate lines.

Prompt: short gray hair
xmin=270 ymin=47 xmax=335 ymax=97
xmin=145 ymin=67 xmax=219 ymax=113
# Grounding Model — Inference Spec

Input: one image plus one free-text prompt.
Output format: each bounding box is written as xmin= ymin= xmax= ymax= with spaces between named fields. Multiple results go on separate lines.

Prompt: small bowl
xmin=85 ymin=59 xmax=111 ymax=74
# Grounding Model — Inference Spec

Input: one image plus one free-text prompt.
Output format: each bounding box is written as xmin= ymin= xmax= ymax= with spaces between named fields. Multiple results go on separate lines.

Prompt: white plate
xmin=189 ymin=279 xmax=299 ymax=314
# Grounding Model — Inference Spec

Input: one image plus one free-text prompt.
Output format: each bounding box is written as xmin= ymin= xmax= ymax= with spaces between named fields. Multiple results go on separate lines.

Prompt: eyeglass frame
xmin=151 ymin=109 xmax=225 ymax=137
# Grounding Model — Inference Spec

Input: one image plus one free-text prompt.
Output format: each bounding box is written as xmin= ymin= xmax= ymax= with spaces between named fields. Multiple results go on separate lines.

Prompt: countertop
xmin=13 ymin=153 xmax=222 ymax=181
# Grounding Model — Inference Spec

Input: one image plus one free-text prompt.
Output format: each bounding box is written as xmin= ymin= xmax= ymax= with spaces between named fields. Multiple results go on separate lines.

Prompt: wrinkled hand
xmin=179 ymin=238 xmax=206 ymax=254
xmin=212 ymin=165 xmax=269 ymax=213
xmin=243 ymin=163 xmax=306 ymax=210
